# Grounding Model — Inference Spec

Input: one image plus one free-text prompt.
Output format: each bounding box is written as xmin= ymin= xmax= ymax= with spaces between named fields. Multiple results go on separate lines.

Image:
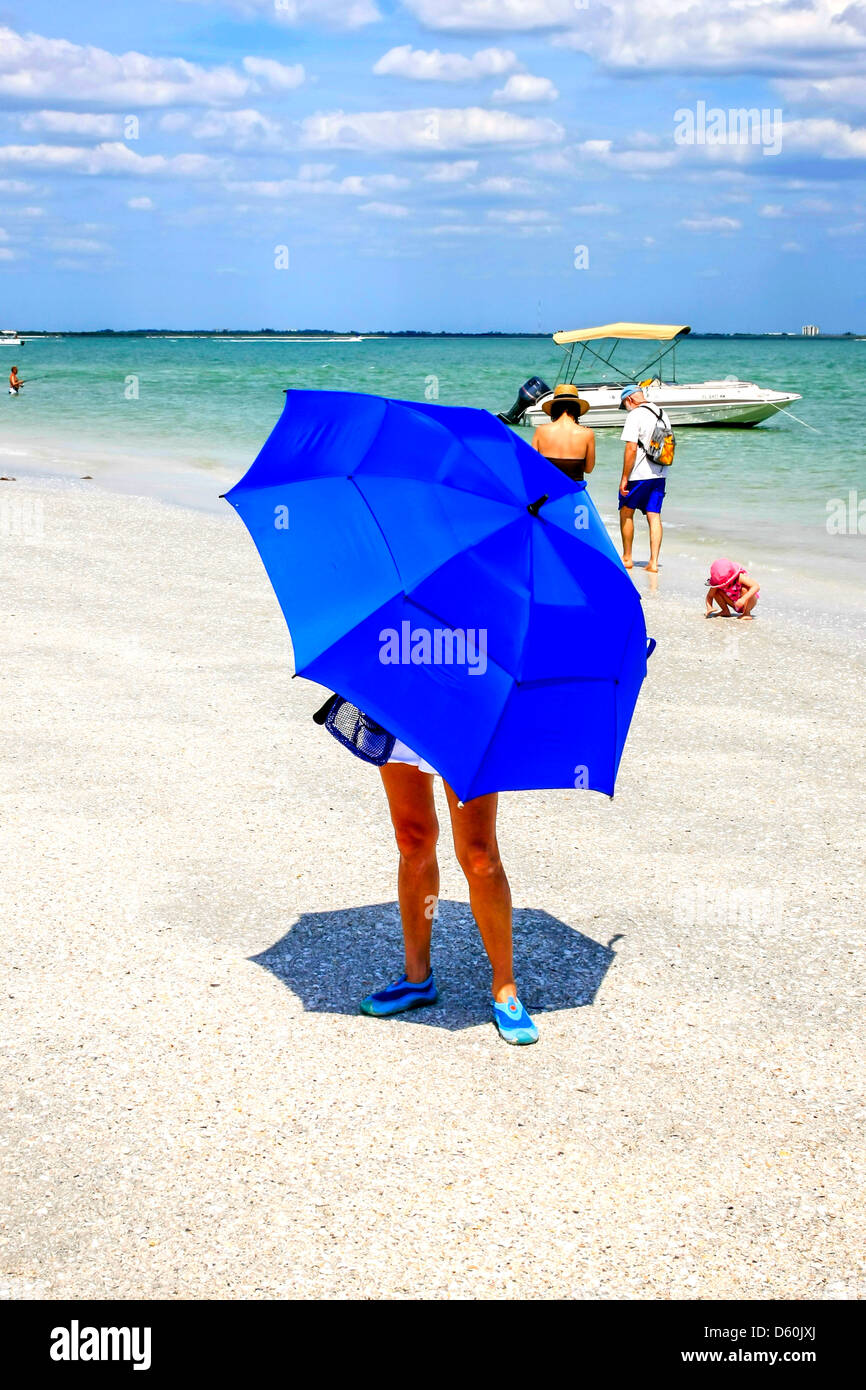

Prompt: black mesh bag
xmin=312 ymin=694 xmax=396 ymax=767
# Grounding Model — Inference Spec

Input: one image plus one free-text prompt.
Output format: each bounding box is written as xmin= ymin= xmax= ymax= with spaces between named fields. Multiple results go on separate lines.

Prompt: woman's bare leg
xmin=379 ymin=763 xmax=439 ymax=981
xmin=443 ymin=785 xmax=515 ymax=1001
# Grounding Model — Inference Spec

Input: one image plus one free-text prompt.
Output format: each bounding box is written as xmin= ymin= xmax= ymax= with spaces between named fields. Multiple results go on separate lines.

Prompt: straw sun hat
xmin=542 ymin=383 xmax=590 ymax=416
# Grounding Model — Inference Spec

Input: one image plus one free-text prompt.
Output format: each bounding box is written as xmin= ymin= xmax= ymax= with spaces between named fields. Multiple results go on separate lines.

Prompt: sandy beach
xmin=1 ymin=474 xmax=864 ymax=1301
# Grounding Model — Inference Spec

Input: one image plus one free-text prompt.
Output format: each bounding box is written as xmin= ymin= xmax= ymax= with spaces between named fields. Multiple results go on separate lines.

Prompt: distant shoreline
xmin=12 ymin=329 xmax=865 ymax=341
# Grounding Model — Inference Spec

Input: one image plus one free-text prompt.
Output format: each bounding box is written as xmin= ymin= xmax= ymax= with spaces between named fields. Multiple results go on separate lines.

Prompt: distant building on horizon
xmin=802 ymin=325 xmax=820 ymax=336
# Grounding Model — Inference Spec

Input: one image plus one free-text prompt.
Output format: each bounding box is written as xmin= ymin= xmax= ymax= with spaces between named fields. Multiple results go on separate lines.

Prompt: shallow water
xmin=4 ymin=333 xmax=864 ymax=589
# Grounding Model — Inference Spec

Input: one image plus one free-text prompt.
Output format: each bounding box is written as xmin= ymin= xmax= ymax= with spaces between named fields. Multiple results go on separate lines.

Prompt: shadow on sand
xmin=251 ymin=900 xmax=618 ymax=1031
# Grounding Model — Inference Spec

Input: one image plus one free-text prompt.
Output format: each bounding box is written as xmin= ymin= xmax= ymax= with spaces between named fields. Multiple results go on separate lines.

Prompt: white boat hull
xmin=521 ymin=381 xmax=801 ymax=430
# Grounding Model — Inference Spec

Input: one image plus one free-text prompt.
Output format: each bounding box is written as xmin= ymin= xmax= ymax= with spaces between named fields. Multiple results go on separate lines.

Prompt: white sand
xmin=1 ymin=476 xmax=864 ymax=1300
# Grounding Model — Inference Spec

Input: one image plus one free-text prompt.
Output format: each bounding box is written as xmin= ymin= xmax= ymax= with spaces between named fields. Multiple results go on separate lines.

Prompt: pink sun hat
xmin=706 ymin=557 xmax=744 ymax=588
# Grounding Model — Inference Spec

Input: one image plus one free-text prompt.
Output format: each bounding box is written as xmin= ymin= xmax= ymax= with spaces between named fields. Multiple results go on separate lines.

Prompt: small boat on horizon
xmin=499 ymin=323 xmax=801 ymax=429
xmin=0 ymin=329 xmax=22 ymax=347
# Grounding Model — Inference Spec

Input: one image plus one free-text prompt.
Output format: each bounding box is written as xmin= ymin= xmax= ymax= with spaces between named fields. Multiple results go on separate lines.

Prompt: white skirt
xmin=388 ymin=737 xmax=438 ymax=776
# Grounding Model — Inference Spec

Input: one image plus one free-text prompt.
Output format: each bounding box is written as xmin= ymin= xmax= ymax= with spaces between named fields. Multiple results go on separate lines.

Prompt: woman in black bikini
xmin=529 ymin=383 xmax=595 ymax=479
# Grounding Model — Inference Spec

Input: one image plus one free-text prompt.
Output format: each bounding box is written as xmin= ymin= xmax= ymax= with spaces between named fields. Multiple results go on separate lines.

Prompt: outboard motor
xmin=498 ymin=376 xmax=551 ymax=426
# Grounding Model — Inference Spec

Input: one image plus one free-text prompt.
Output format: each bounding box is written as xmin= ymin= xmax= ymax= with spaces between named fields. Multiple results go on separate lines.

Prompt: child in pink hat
xmin=705 ymin=558 xmax=760 ymax=620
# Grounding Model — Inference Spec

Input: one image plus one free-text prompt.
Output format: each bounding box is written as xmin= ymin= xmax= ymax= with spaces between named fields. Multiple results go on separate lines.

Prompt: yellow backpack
xmin=640 ymin=403 xmax=676 ymax=467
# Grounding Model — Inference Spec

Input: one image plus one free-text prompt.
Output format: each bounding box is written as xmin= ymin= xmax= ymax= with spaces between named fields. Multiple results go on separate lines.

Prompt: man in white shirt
xmin=617 ymin=384 xmax=670 ymax=573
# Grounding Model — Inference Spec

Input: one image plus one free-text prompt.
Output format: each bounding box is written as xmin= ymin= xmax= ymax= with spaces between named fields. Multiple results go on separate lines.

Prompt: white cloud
xmin=493 ymin=74 xmax=558 ymax=102
xmin=127 ymin=196 xmax=154 ymax=210
xmin=184 ymin=109 xmax=284 ymax=149
xmin=0 ymin=247 xmax=20 ymax=260
xmin=0 ymin=26 xmax=252 ymax=107
xmin=530 ymin=149 xmax=577 ymax=174
xmin=782 ymin=117 xmax=866 ymax=159
xmin=827 ymin=221 xmax=865 ymax=236
xmin=570 ymin=202 xmax=617 ymax=214
xmin=359 ymin=200 xmax=410 ymax=216
xmin=18 ymin=111 xmax=122 ymax=138
xmin=476 ymin=175 xmax=533 ymax=193
xmin=759 ymin=204 xmax=786 ymax=218
xmin=679 ymin=215 xmax=742 ymax=232
xmin=176 ymin=0 xmax=381 ymax=27
xmin=428 ymin=223 xmax=486 ymax=235
xmin=401 ymin=0 xmax=576 ymax=32
xmin=241 ymin=56 xmax=306 ymax=90
xmin=300 ymin=106 xmax=563 ymax=151
xmin=47 ymin=236 xmax=112 ymax=253
xmin=576 ymin=139 xmax=678 ymax=173
xmin=558 ymin=1 xmax=866 ymax=76
xmin=781 ymin=241 xmax=804 ymax=252
xmin=423 ymin=159 xmax=478 ymax=181
xmin=776 ymin=75 xmax=866 ymax=111
xmin=341 ymin=173 xmax=409 ymax=192
xmin=227 ymin=171 xmax=409 ymax=197
xmin=373 ymin=45 xmax=516 ymax=81
xmin=0 ymin=25 xmax=308 ymax=109
xmin=487 ymin=207 xmax=549 ymax=222
xmin=0 ymin=178 xmax=36 ymax=193
xmin=0 ymin=142 xmax=225 ymax=179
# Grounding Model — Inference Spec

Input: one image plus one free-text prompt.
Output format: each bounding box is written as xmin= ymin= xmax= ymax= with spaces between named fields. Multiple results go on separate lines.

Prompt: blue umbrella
xmin=224 ymin=390 xmax=652 ymax=802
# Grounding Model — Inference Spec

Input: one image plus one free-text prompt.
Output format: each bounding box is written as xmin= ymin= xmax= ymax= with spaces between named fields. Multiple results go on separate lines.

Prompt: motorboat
xmin=0 ymin=330 xmax=22 ymax=347
xmin=499 ymin=323 xmax=801 ymax=429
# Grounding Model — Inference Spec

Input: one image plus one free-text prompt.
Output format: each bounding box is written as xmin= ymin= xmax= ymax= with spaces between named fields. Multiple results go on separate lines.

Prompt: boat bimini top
xmin=552 ymin=322 xmax=692 ymax=387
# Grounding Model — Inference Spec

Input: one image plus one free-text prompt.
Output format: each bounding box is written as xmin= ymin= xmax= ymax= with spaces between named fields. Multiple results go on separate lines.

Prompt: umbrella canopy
xmin=224 ymin=390 xmax=651 ymax=802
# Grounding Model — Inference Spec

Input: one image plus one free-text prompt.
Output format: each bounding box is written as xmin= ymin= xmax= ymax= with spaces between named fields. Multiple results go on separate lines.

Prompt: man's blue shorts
xmin=618 ymin=477 xmax=666 ymax=514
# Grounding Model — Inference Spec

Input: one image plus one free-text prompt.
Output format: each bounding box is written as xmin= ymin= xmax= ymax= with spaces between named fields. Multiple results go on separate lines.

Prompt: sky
xmin=1 ymin=0 xmax=865 ymax=332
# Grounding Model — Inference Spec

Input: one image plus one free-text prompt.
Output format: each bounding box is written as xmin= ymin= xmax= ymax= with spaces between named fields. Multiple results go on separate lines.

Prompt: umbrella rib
xmin=355 ymin=467 xmax=531 ymax=508
xmin=462 ymin=675 xmax=520 ymax=802
xmin=403 ymin=594 xmax=520 ymax=683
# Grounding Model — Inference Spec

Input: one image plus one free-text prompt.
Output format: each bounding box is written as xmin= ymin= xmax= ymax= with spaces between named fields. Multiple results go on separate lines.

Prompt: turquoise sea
xmin=3 ymin=333 xmax=864 ymax=576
